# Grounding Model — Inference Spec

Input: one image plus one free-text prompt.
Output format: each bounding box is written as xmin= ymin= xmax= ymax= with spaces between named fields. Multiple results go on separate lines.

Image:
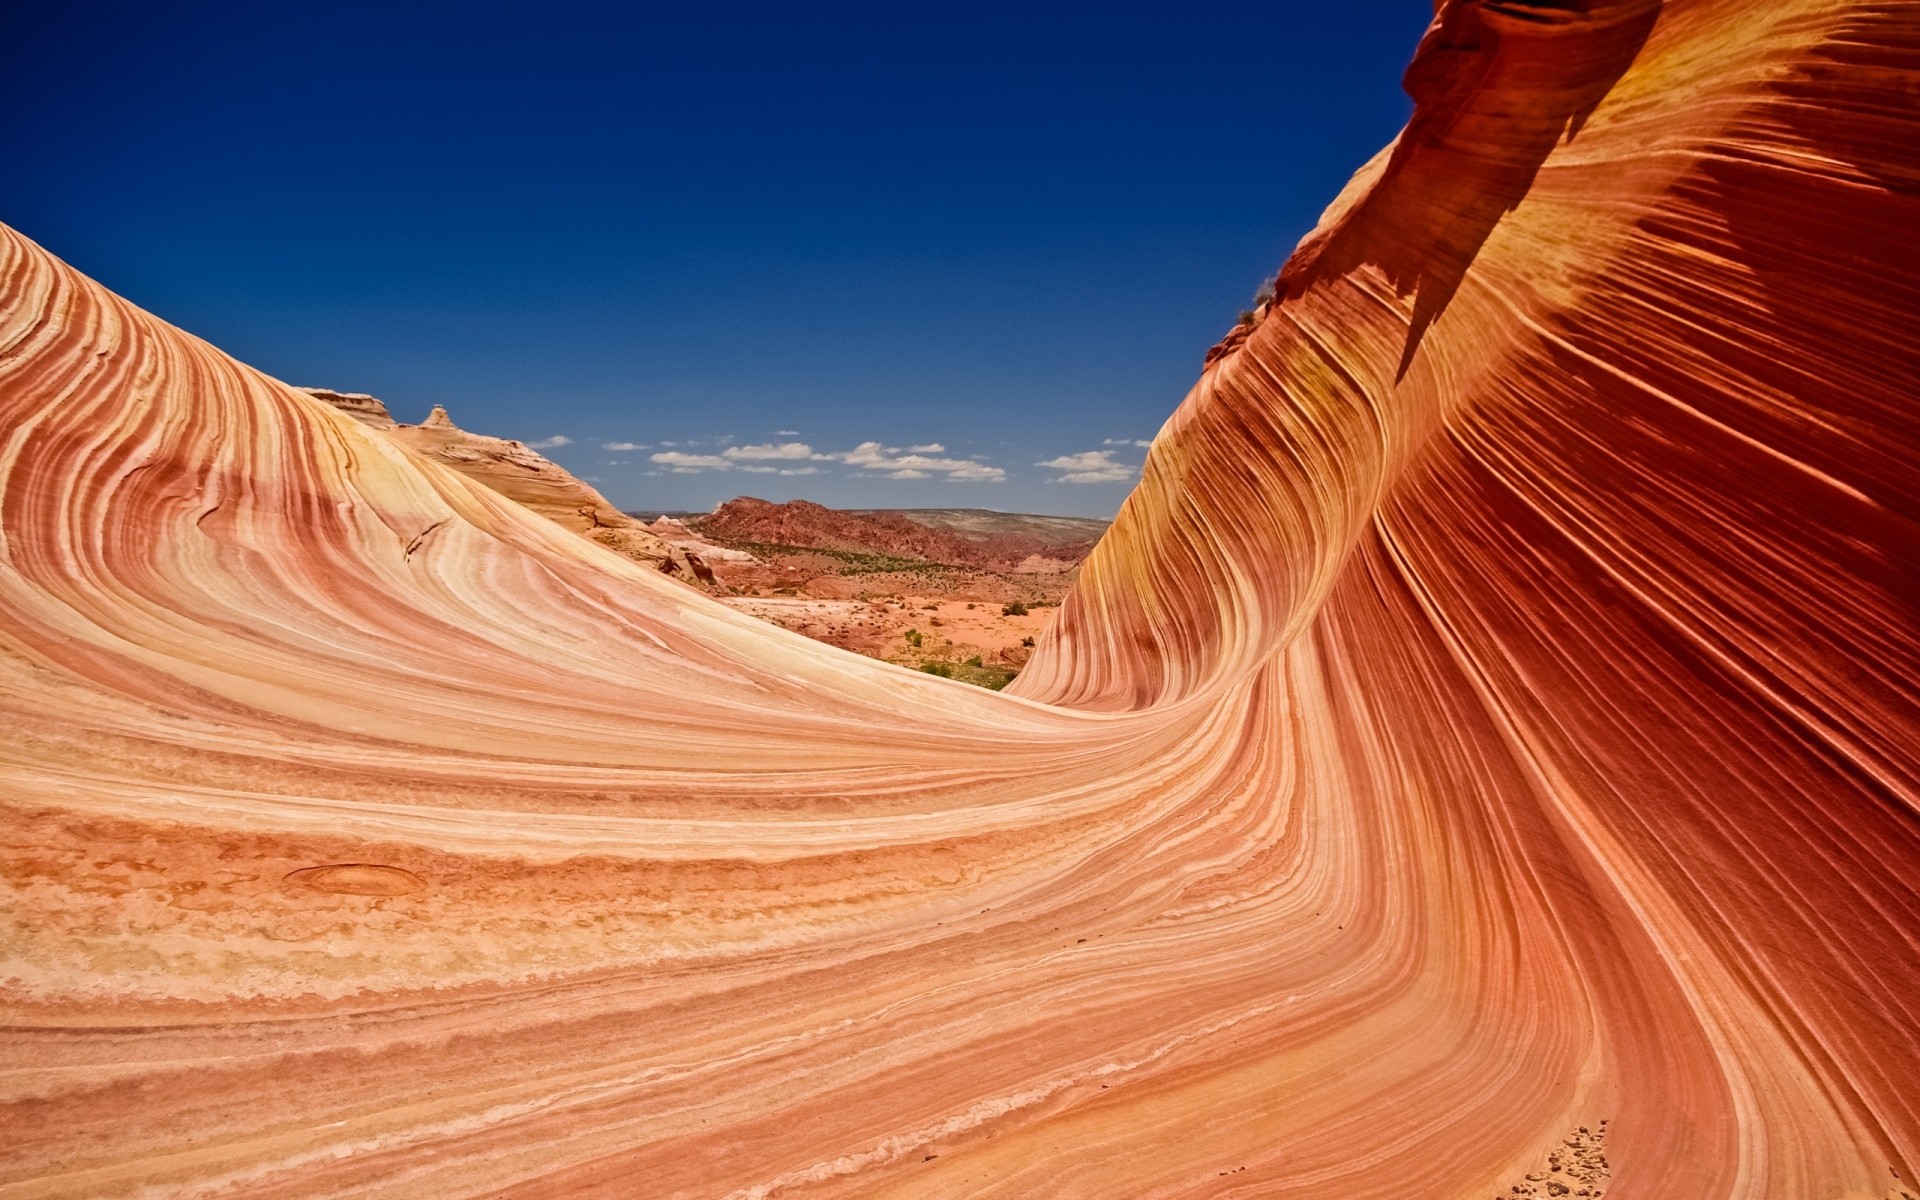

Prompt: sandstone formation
xmin=295 ymin=387 xmax=395 ymax=428
xmin=2 ymin=2 xmax=1918 ymax=1197
xmin=297 ymin=388 xmax=716 ymax=585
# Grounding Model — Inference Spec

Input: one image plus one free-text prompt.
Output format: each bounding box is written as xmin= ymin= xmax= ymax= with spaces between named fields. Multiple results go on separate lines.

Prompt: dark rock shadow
xmin=1273 ymin=0 xmax=1662 ymax=380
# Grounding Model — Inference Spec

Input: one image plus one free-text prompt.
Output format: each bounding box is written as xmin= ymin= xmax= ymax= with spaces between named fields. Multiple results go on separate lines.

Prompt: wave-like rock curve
xmin=2 ymin=1 xmax=1917 ymax=1196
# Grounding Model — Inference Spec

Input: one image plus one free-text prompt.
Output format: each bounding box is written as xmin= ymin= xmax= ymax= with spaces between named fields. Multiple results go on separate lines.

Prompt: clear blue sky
xmin=4 ymin=2 xmax=1422 ymax=518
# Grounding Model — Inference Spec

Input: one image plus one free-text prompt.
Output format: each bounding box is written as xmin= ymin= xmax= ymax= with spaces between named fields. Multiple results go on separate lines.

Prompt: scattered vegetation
xmin=729 ymin=541 xmax=956 ymax=577
xmin=914 ymin=657 xmax=1018 ymax=691
xmin=903 ymin=629 xmax=922 ymax=648
xmin=1002 ymin=601 xmax=1028 ymax=617
xmin=1237 ymin=275 xmax=1279 ymax=327
xmin=1021 ymin=636 xmax=1035 ymax=648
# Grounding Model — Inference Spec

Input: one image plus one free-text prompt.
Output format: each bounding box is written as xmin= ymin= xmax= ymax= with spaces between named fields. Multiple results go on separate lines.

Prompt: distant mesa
xmin=685 ymin=496 xmax=1105 ymax=573
xmin=634 ymin=497 xmax=1101 ymax=677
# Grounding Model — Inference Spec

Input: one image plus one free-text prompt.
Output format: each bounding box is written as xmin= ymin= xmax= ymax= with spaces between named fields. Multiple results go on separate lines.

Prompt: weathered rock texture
xmin=1 ymin=2 xmax=1917 ymax=1197
xmin=295 ymin=387 xmax=395 ymax=428
xmin=297 ymin=389 xmax=715 ymax=584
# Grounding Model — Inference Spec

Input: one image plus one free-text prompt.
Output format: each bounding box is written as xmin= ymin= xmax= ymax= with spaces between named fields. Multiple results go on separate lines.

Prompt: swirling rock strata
xmin=297 ymin=388 xmax=714 ymax=583
xmin=1 ymin=1 xmax=1917 ymax=1197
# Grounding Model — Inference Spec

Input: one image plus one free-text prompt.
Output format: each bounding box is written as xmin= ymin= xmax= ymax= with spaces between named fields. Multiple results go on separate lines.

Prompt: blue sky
xmin=4 ymin=2 xmax=1422 ymax=518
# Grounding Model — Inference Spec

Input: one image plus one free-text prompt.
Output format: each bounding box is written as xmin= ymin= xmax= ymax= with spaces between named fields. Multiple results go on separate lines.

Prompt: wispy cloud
xmin=723 ymin=442 xmax=821 ymax=461
xmin=1039 ymin=449 xmax=1136 ymax=483
xmin=773 ymin=429 xmax=800 ymax=437
xmin=1103 ymin=437 xmax=1153 ymax=448
xmin=837 ymin=442 xmax=1003 ymax=482
xmin=650 ymin=451 xmax=735 ymax=473
xmin=602 ymin=440 xmax=649 ymax=451
xmin=526 ymin=435 xmax=571 ymax=449
xmin=648 ymin=439 xmax=1001 ymax=482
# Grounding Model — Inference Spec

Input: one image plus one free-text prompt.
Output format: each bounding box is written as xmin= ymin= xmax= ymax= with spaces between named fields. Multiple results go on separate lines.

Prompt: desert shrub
xmin=1020 ymin=636 xmax=1035 ymax=648
xmin=965 ymin=655 xmax=983 ymax=668
xmin=904 ymin=629 xmax=922 ymax=647
xmin=921 ymin=662 xmax=953 ymax=677
xmin=1002 ymin=601 xmax=1027 ymax=617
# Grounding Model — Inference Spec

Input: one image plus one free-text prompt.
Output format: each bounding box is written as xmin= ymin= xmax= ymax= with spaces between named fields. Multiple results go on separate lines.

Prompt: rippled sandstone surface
xmin=2 ymin=1 xmax=1918 ymax=1197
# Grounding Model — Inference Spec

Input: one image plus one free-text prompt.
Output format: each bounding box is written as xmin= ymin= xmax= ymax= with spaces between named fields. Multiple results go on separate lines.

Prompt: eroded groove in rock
xmin=1 ymin=0 xmax=1917 ymax=1196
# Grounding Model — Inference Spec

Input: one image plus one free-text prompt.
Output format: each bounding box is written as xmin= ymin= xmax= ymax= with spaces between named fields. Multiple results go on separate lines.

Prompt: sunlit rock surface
xmin=295 ymin=388 xmax=715 ymax=584
xmin=2 ymin=1 xmax=1917 ymax=1196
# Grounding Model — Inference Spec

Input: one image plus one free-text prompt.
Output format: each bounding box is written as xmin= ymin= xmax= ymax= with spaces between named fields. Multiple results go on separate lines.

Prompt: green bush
xmin=1002 ymin=601 xmax=1027 ymax=617
xmin=965 ymin=655 xmax=983 ymax=668
xmin=904 ymin=629 xmax=922 ymax=647
xmin=921 ymin=662 xmax=953 ymax=677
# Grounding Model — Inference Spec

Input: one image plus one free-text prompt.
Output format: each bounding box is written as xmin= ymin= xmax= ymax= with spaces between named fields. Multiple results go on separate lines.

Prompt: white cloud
xmin=723 ymin=442 xmax=820 ymax=461
xmin=603 ymin=440 xmax=649 ymax=451
xmin=774 ymin=429 xmax=800 ymax=437
xmin=644 ymin=439 xmax=1000 ymax=482
xmin=834 ymin=441 xmax=1003 ymax=482
xmin=526 ymin=435 xmax=571 ymax=449
xmin=648 ymin=442 xmax=836 ymax=476
xmin=649 ymin=451 xmax=734 ymax=471
xmin=1039 ymin=450 xmax=1137 ymax=483
xmin=1103 ymin=437 xmax=1153 ymax=448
